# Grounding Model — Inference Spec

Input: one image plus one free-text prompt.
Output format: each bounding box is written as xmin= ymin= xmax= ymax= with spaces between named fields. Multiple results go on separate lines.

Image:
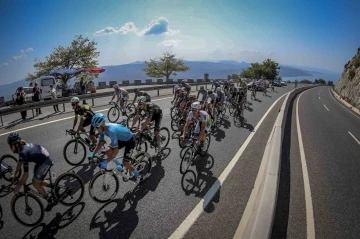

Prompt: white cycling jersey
xmin=187 ymin=110 xmax=212 ymax=133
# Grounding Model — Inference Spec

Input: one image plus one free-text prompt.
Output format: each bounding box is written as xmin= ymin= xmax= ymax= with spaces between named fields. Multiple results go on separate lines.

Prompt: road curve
xmin=0 ymin=85 xmax=298 ymax=239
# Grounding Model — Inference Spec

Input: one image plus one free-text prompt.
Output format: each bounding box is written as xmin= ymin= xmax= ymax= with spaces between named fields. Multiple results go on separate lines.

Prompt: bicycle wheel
xmin=127 ymin=113 xmax=139 ymax=128
xmin=159 ymin=127 xmax=170 ymax=149
xmin=180 ymin=147 xmax=194 ymax=174
xmin=170 ymin=107 xmax=178 ymax=120
xmin=54 ymin=172 xmax=84 ymax=206
xmin=126 ymin=103 xmax=136 ymax=116
xmin=63 ymin=139 xmax=87 ymax=166
xmin=0 ymin=154 xmax=21 ymax=182
xmin=132 ymin=152 xmax=152 ymax=182
xmin=89 ymin=171 xmax=119 ymax=203
xmin=107 ymin=106 xmax=120 ymax=123
xmin=11 ymin=192 xmax=44 ymax=226
xmin=134 ymin=136 xmax=148 ymax=153
xmin=200 ymin=134 xmax=211 ymax=157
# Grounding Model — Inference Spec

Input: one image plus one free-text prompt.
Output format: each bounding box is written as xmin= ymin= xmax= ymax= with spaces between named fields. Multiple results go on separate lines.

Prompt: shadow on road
xmin=89 ymin=159 xmax=165 ymax=239
xmin=181 ymin=153 xmax=220 ymax=213
xmin=270 ymin=91 xmax=297 ymax=238
xmin=210 ymin=127 xmax=226 ymax=142
xmin=0 ymin=204 xmax=3 ymax=231
xmin=22 ymin=202 xmax=86 ymax=239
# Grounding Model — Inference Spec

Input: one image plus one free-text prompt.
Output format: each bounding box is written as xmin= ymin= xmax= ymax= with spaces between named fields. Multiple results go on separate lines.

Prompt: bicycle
xmin=63 ymin=129 xmax=99 ymax=166
xmin=179 ymin=133 xmax=211 ymax=174
xmin=107 ymin=100 xmax=136 ymax=123
xmin=0 ymin=154 xmax=22 ymax=182
xmin=132 ymin=126 xmax=170 ymax=153
xmin=88 ymin=150 xmax=152 ymax=203
xmin=10 ymin=166 xmax=84 ymax=226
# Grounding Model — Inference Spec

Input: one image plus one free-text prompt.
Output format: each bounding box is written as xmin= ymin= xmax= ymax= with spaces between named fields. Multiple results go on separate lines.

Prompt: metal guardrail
xmin=0 ymin=82 xmax=216 ymax=125
xmin=233 ymin=85 xmax=317 ymax=239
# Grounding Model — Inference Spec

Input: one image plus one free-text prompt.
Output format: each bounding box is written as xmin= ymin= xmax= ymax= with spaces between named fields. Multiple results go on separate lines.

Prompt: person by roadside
xmin=16 ymin=86 xmax=27 ymax=120
xmin=50 ymin=85 xmax=59 ymax=113
xmin=32 ymin=82 xmax=42 ymax=115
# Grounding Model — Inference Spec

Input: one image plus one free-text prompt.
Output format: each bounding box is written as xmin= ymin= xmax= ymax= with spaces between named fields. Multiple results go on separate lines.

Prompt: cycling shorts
xmin=118 ymin=137 xmax=135 ymax=162
xmin=33 ymin=157 xmax=53 ymax=181
xmin=151 ymin=109 xmax=163 ymax=132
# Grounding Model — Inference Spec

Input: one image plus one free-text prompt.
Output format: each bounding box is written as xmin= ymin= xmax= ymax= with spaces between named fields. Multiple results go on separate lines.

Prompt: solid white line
xmin=296 ymin=91 xmax=316 ymax=239
xmin=0 ymin=96 xmax=173 ymax=137
xmin=169 ymin=92 xmax=290 ymax=239
xmin=328 ymin=88 xmax=360 ymax=121
xmin=323 ymin=104 xmax=329 ymax=111
xmin=348 ymin=131 xmax=360 ymax=146
xmin=319 ymin=97 xmax=320 ymax=100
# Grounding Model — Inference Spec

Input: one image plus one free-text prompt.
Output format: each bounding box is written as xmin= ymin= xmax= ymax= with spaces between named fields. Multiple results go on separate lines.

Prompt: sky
xmin=0 ymin=0 xmax=359 ymax=85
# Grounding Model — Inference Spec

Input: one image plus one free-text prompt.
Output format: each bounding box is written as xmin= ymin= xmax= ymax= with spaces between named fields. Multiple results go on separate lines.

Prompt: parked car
xmin=281 ymin=81 xmax=287 ymax=86
xmin=273 ymin=81 xmax=281 ymax=87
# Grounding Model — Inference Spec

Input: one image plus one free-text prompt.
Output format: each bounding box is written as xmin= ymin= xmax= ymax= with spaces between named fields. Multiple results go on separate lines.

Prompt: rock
xmin=334 ymin=48 xmax=360 ymax=110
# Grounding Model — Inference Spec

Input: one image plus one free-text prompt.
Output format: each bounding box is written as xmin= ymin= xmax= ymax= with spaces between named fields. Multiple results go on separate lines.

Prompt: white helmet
xmin=71 ymin=97 xmax=80 ymax=103
xmin=191 ymin=101 xmax=202 ymax=110
xmin=113 ymin=84 xmax=119 ymax=89
xmin=216 ymin=87 xmax=221 ymax=92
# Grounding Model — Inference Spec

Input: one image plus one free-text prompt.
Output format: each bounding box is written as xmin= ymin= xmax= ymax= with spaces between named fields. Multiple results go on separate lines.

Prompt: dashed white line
xmin=319 ymin=97 xmax=320 ymax=100
xmin=0 ymin=96 xmax=173 ymax=137
xmin=323 ymin=104 xmax=329 ymax=111
xmin=348 ymin=131 xmax=360 ymax=145
xmin=297 ymin=91 xmax=316 ymax=239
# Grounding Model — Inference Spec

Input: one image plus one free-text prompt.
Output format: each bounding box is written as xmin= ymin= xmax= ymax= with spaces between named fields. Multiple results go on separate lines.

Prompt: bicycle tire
xmin=134 ymin=136 xmax=148 ymax=153
xmin=132 ymin=151 xmax=152 ymax=182
xmin=127 ymin=113 xmax=140 ymax=128
xmin=63 ymin=139 xmax=87 ymax=166
xmin=54 ymin=172 xmax=84 ymax=206
xmin=126 ymin=103 xmax=136 ymax=116
xmin=159 ymin=127 xmax=170 ymax=149
xmin=0 ymin=154 xmax=21 ymax=182
xmin=89 ymin=171 xmax=119 ymax=203
xmin=180 ymin=147 xmax=194 ymax=174
xmin=11 ymin=192 xmax=44 ymax=227
xmin=199 ymin=134 xmax=211 ymax=157
xmin=107 ymin=106 xmax=120 ymax=123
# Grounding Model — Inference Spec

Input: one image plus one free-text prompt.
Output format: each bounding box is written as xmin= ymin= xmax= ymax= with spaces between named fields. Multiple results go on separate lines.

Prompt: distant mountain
xmin=0 ymin=60 xmax=341 ymax=100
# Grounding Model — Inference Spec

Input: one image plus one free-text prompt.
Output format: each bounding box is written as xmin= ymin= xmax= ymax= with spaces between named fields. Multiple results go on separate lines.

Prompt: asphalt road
xmin=0 ymin=84 xmax=298 ymax=239
xmin=272 ymin=86 xmax=360 ymax=239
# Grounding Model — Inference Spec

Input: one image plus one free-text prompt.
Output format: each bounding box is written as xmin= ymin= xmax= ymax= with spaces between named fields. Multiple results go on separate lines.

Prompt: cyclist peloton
xmin=181 ymin=80 xmax=191 ymax=94
xmin=196 ymin=86 xmax=208 ymax=104
xmin=109 ymin=84 xmax=129 ymax=116
xmin=89 ymin=113 xmax=141 ymax=183
xmin=133 ymin=88 xmax=151 ymax=104
xmin=215 ymin=87 xmax=226 ymax=108
xmin=204 ymin=90 xmax=217 ymax=119
xmin=131 ymin=96 xmax=164 ymax=153
xmin=8 ymin=132 xmax=55 ymax=211
xmin=171 ymin=85 xmax=181 ymax=105
xmin=180 ymin=102 xmax=211 ymax=148
xmin=71 ymin=97 xmax=97 ymax=146
xmin=182 ymin=94 xmax=198 ymax=119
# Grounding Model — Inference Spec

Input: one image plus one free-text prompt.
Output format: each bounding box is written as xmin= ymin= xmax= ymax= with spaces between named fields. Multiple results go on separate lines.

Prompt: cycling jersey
xmin=135 ymin=103 xmax=163 ymax=131
xmin=216 ymin=91 xmax=225 ymax=101
xmin=19 ymin=143 xmax=53 ymax=175
xmin=75 ymin=105 xmax=94 ymax=119
xmin=115 ymin=88 xmax=129 ymax=97
xmin=99 ymin=123 xmax=133 ymax=148
xmin=197 ymin=90 xmax=208 ymax=102
xmin=183 ymin=83 xmax=191 ymax=93
xmin=206 ymin=94 xmax=217 ymax=104
xmin=136 ymin=91 xmax=151 ymax=102
xmin=181 ymin=92 xmax=189 ymax=102
xmin=212 ymin=81 xmax=220 ymax=88
xmin=187 ymin=110 xmax=212 ymax=132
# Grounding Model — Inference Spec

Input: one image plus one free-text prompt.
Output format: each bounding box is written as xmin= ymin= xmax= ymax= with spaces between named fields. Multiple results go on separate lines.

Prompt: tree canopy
xmin=26 ymin=35 xmax=100 ymax=84
xmin=240 ymin=58 xmax=280 ymax=81
xmin=143 ymin=52 xmax=190 ymax=80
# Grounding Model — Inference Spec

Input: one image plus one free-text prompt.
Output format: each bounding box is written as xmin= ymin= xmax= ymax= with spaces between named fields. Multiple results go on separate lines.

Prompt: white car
xmin=281 ymin=81 xmax=287 ymax=86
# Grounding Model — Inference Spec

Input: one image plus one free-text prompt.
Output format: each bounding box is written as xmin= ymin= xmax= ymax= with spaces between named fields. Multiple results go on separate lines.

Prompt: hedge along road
xmin=0 ymin=85 xmax=299 ymax=239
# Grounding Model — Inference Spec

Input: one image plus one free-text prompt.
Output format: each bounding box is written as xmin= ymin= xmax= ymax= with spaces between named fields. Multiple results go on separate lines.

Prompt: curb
xmin=330 ymin=88 xmax=360 ymax=118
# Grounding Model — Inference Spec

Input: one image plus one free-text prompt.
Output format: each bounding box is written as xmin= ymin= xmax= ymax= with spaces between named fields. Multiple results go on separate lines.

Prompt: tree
xmin=26 ymin=35 xmax=100 ymax=85
xmin=318 ymin=78 xmax=326 ymax=84
xmin=327 ymin=80 xmax=334 ymax=86
xmin=314 ymin=79 xmax=319 ymax=84
xmin=240 ymin=68 xmax=254 ymax=79
xmin=262 ymin=58 xmax=280 ymax=81
xmin=143 ymin=52 xmax=190 ymax=80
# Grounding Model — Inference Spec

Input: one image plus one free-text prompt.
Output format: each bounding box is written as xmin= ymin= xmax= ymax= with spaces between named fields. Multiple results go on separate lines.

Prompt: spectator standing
xmin=33 ymin=82 xmax=42 ymax=115
xmin=16 ymin=86 xmax=27 ymax=120
xmin=50 ymin=85 xmax=59 ymax=112
xmin=79 ymin=77 xmax=87 ymax=104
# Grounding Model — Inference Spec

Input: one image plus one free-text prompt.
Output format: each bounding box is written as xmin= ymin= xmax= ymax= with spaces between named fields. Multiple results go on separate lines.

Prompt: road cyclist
xmin=109 ymin=84 xmax=129 ymax=116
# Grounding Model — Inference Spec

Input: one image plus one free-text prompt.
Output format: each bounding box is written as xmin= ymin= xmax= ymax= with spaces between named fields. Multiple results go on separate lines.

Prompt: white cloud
xmin=20 ymin=48 xmax=33 ymax=53
xmin=3 ymin=63 xmax=8 ymax=66
xmin=158 ymin=40 xmax=181 ymax=48
xmin=94 ymin=22 xmax=138 ymax=36
xmin=137 ymin=17 xmax=180 ymax=36
xmin=13 ymin=54 xmax=26 ymax=60
xmin=269 ymin=52 xmax=274 ymax=55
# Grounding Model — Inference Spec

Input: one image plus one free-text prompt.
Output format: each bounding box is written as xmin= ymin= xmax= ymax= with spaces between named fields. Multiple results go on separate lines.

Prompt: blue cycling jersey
xmin=99 ymin=123 xmax=133 ymax=148
xmin=19 ymin=143 xmax=51 ymax=172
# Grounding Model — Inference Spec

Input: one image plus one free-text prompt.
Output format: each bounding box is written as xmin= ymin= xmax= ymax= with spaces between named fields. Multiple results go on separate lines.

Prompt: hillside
xmin=334 ymin=48 xmax=360 ymax=110
xmin=0 ymin=60 xmax=341 ymax=100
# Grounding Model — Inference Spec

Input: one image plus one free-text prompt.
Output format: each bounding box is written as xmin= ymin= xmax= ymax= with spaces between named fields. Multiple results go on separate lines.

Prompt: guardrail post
xmin=92 ymin=98 xmax=94 ymax=106
xmin=31 ymin=109 xmax=34 ymax=118
xmin=196 ymin=85 xmax=198 ymax=90
xmin=157 ymin=89 xmax=160 ymax=96
xmin=63 ymin=103 xmax=65 ymax=112
xmin=1 ymin=116 xmax=3 ymax=126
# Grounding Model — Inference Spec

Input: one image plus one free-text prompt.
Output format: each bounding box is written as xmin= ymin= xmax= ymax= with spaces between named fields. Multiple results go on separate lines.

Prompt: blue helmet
xmin=91 ymin=113 xmax=106 ymax=128
xmin=8 ymin=132 xmax=21 ymax=145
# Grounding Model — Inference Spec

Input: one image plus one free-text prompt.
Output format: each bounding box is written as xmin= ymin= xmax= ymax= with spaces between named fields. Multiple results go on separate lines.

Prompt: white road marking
xmin=297 ymin=91 xmax=316 ymax=239
xmin=348 ymin=131 xmax=360 ymax=146
xmin=328 ymin=88 xmax=360 ymax=120
xmin=319 ymin=97 xmax=320 ymax=100
xmin=323 ymin=104 xmax=329 ymax=111
xmin=0 ymin=96 xmax=173 ymax=137
xmin=169 ymin=91 xmax=290 ymax=239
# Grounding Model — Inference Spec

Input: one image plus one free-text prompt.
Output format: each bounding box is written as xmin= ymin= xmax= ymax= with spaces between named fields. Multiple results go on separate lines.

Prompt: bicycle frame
xmin=66 ymin=130 xmax=93 ymax=148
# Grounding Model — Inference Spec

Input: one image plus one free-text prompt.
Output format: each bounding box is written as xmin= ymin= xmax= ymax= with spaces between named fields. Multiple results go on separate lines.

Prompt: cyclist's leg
xmin=121 ymin=138 xmax=137 ymax=172
xmin=154 ymin=112 xmax=163 ymax=149
xmin=32 ymin=159 xmax=53 ymax=197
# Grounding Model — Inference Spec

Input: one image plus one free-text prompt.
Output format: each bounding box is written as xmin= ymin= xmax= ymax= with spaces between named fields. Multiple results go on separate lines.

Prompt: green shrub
xmin=355 ymin=58 xmax=360 ymax=68
xmin=349 ymin=69 xmax=355 ymax=80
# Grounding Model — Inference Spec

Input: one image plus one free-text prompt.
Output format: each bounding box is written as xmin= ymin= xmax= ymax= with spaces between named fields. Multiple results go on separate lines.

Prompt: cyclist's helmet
xmin=134 ymin=88 xmax=140 ymax=93
xmin=181 ymin=80 xmax=186 ymax=84
xmin=7 ymin=132 xmax=21 ymax=145
xmin=113 ymin=84 xmax=119 ymax=90
xmin=137 ymin=96 xmax=147 ymax=104
xmin=71 ymin=97 xmax=80 ymax=103
xmin=189 ymin=94 xmax=197 ymax=101
xmin=208 ymin=90 xmax=213 ymax=95
xmin=200 ymin=86 xmax=205 ymax=90
xmin=216 ymin=87 xmax=221 ymax=92
xmin=191 ymin=102 xmax=202 ymax=110
xmin=91 ymin=113 xmax=106 ymax=128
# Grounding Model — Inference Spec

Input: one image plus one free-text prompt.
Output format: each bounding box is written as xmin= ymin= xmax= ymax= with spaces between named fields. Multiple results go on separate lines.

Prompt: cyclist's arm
xmin=141 ymin=109 xmax=153 ymax=131
xmin=77 ymin=114 xmax=85 ymax=132
xmin=16 ymin=156 xmax=28 ymax=188
xmin=199 ymin=121 xmax=206 ymax=140
xmin=11 ymin=161 xmax=22 ymax=180
xmin=132 ymin=95 xmax=137 ymax=104
xmin=73 ymin=115 xmax=78 ymax=130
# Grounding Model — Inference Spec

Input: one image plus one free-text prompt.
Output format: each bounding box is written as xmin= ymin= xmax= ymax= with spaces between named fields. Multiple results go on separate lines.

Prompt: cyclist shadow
xmin=264 ymin=94 xmax=272 ymax=98
xmin=70 ymin=163 xmax=98 ymax=186
xmin=22 ymin=202 xmax=85 ymax=239
xmin=0 ymin=205 xmax=3 ymax=231
xmin=255 ymin=99 xmax=262 ymax=102
xmin=89 ymin=160 xmax=165 ymax=239
xmin=0 ymin=182 xmax=14 ymax=198
xmin=181 ymin=153 xmax=220 ymax=213
xmin=153 ymin=148 xmax=171 ymax=162
xmin=210 ymin=127 xmax=226 ymax=142
xmin=171 ymin=131 xmax=181 ymax=140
